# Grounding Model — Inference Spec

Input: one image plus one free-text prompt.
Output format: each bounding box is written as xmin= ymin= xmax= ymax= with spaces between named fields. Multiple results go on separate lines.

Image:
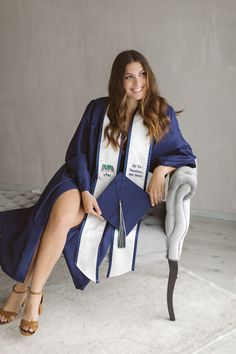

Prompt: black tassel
xmin=118 ymin=200 xmax=126 ymax=248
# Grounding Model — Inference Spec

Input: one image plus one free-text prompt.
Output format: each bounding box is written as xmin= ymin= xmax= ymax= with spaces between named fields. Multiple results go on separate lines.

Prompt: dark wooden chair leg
xmin=167 ymin=260 xmax=178 ymax=321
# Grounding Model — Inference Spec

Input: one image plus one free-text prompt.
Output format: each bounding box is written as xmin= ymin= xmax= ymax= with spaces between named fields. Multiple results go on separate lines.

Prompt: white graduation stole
xmin=76 ymin=110 xmax=151 ymax=282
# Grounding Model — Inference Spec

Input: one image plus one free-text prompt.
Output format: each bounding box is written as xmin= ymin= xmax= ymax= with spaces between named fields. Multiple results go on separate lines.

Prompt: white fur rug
xmin=0 ymin=256 xmax=235 ymax=354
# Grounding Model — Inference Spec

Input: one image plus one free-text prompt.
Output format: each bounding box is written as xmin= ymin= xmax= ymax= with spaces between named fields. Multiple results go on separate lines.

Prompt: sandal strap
xmin=29 ymin=289 xmax=43 ymax=295
xmin=20 ymin=319 xmax=39 ymax=332
xmin=13 ymin=284 xmax=30 ymax=294
xmin=0 ymin=307 xmax=17 ymax=317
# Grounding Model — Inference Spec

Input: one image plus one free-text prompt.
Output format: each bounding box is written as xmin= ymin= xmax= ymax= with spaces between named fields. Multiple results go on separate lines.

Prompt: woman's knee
xmin=48 ymin=213 xmax=74 ymax=230
xmin=48 ymin=189 xmax=83 ymax=230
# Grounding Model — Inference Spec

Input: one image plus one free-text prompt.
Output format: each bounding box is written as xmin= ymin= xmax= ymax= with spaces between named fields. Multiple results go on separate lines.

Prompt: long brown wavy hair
xmin=105 ymin=50 xmax=170 ymax=148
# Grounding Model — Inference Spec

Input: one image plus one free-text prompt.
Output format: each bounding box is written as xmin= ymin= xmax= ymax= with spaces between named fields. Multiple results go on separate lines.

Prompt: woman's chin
xmin=128 ymin=93 xmax=145 ymax=101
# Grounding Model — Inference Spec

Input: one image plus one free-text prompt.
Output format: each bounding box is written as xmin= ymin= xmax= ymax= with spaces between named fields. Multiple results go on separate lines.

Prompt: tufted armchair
xmin=0 ymin=166 xmax=197 ymax=321
xmin=137 ymin=166 xmax=197 ymax=321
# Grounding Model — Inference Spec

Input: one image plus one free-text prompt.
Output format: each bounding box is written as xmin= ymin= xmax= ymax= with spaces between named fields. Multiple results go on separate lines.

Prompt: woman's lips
xmin=132 ymin=87 xmax=143 ymax=93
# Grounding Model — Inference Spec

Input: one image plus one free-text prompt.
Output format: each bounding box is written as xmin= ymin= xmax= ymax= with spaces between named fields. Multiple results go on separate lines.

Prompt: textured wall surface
xmin=0 ymin=0 xmax=235 ymax=217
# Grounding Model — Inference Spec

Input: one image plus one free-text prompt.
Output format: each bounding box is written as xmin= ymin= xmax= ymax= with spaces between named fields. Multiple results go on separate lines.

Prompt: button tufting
xmin=0 ymin=190 xmax=41 ymax=211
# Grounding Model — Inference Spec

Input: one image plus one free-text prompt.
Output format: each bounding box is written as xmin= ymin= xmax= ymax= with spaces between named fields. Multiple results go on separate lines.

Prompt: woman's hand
xmin=81 ymin=191 xmax=104 ymax=220
xmin=147 ymin=165 xmax=176 ymax=207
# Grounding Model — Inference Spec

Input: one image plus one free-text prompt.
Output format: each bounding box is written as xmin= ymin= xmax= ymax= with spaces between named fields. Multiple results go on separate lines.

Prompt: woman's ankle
xmin=14 ymin=282 xmax=29 ymax=293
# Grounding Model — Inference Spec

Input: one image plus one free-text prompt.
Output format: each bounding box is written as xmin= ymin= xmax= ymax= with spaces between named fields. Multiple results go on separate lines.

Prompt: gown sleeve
xmin=65 ymin=99 xmax=95 ymax=192
xmin=149 ymin=105 xmax=196 ymax=172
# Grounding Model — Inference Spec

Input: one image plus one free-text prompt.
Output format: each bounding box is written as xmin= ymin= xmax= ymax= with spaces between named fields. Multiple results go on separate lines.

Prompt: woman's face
xmin=123 ymin=61 xmax=147 ymax=102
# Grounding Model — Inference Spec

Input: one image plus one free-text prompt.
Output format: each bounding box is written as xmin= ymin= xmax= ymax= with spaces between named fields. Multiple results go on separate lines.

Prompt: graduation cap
xmin=97 ymin=172 xmax=151 ymax=248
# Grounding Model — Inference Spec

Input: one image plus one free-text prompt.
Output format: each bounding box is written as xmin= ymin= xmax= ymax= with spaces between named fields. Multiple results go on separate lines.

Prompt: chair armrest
xmin=165 ymin=166 xmax=197 ymax=261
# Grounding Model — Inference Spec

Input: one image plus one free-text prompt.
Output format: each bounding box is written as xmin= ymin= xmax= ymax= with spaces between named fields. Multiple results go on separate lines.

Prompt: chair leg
xmin=167 ymin=260 xmax=178 ymax=321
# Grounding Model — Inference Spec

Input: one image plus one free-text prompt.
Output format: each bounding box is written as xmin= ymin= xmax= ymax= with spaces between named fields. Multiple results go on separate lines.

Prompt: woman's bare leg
xmin=0 ymin=248 xmax=39 ymax=323
xmin=21 ymin=188 xmax=84 ymax=333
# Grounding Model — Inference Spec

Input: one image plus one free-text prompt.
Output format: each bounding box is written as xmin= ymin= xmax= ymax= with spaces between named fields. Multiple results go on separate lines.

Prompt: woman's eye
xmin=140 ymin=72 xmax=146 ymax=77
xmin=125 ymin=76 xmax=132 ymax=80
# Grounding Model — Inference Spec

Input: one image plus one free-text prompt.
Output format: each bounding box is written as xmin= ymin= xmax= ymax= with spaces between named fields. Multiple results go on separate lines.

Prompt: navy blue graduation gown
xmin=0 ymin=96 xmax=196 ymax=290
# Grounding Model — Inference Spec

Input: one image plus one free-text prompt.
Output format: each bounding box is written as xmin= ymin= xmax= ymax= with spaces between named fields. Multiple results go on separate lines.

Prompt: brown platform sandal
xmin=19 ymin=289 xmax=43 ymax=336
xmin=0 ymin=284 xmax=30 ymax=325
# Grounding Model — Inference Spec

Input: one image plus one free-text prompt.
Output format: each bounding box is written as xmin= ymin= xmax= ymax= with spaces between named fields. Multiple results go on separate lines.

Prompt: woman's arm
xmin=65 ymin=99 xmax=104 ymax=219
xmin=147 ymin=165 xmax=175 ymax=206
xmin=65 ymin=100 xmax=95 ymax=192
xmin=148 ymin=105 xmax=196 ymax=206
xmin=149 ymin=106 xmax=196 ymax=172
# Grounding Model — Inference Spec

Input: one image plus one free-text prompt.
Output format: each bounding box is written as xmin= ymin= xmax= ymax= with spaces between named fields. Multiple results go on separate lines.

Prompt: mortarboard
xmin=97 ymin=172 xmax=151 ymax=248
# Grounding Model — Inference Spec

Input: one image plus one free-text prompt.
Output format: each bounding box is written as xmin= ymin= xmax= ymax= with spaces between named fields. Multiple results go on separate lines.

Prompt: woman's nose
xmin=133 ymin=77 xmax=141 ymax=87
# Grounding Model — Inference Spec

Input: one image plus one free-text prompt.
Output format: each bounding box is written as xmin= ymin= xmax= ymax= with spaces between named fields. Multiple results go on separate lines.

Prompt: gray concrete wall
xmin=0 ymin=0 xmax=235 ymax=219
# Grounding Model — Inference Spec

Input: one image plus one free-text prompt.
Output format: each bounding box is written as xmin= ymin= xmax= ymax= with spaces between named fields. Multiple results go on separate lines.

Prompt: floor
xmin=180 ymin=215 xmax=236 ymax=353
xmin=181 ymin=215 xmax=236 ymax=296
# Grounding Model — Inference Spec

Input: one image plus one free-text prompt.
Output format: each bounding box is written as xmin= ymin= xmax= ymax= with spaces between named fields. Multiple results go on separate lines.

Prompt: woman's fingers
xmin=149 ymin=192 xmax=154 ymax=207
xmin=147 ymin=185 xmax=155 ymax=206
xmin=158 ymin=185 xmax=164 ymax=203
xmin=89 ymin=198 xmax=104 ymax=220
xmin=89 ymin=208 xmax=104 ymax=220
xmin=154 ymin=191 xmax=159 ymax=206
xmin=161 ymin=186 xmax=165 ymax=201
xmin=149 ymin=187 xmax=163 ymax=206
xmin=93 ymin=199 xmax=102 ymax=216
xmin=82 ymin=193 xmax=104 ymax=220
xmin=147 ymin=171 xmax=166 ymax=206
xmin=149 ymin=191 xmax=157 ymax=207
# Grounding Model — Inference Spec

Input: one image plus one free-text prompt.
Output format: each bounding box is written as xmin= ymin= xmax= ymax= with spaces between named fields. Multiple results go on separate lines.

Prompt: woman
xmin=0 ymin=50 xmax=196 ymax=335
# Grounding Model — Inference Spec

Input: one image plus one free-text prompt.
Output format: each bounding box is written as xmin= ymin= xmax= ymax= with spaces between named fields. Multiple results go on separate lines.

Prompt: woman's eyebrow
xmin=125 ymin=69 xmax=145 ymax=75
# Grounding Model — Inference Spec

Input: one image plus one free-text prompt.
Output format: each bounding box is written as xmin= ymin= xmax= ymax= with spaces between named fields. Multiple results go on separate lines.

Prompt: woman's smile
xmin=132 ymin=87 xmax=143 ymax=93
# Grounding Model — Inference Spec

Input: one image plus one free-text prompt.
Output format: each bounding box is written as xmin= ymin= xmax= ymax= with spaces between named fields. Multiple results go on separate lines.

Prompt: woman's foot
xmin=19 ymin=290 xmax=43 ymax=335
xmin=0 ymin=284 xmax=29 ymax=324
